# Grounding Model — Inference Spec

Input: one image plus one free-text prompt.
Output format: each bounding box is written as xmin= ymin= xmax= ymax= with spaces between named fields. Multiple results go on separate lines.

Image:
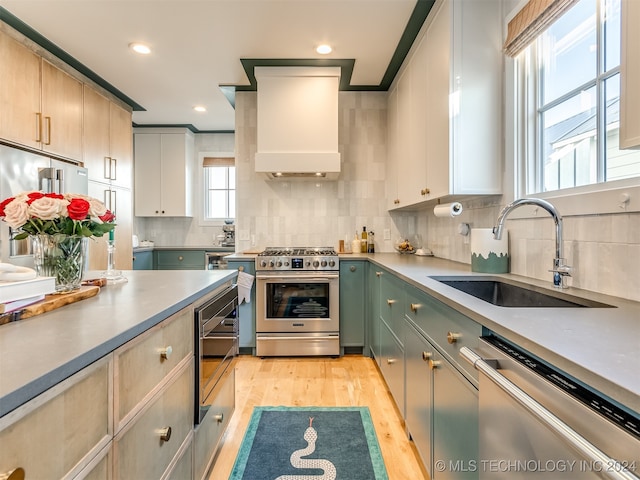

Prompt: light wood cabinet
xmin=83 ymin=86 xmax=133 ymax=189
xmin=0 ymin=355 xmax=112 ymax=480
xmin=0 ymin=30 xmax=82 ymax=160
xmin=134 ymin=130 xmax=194 ymax=217
xmin=87 ymin=183 xmax=133 ymax=270
xmin=620 ymin=0 xmax=640 ymax=149
xmin=114 ymin=306 xmax=193 ymax=430
xmin=387 ymin=0 xmax=502 ymax=209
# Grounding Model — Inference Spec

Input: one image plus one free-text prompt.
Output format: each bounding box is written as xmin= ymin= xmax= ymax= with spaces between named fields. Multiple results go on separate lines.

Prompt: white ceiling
xmin=0 ymin=0 xmax=429 ymax=132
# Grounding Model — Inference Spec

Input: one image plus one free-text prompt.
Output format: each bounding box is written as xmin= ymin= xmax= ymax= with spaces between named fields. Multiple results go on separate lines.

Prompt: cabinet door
xmin=380 ymin=320 xmax=405 ymax=416
xmin=620 ymin=0 xmax=640 ymax=149
xmin=339 ymin=261 xmax=366 ymax=349
xmin=0 ymin=30 xmax=41 ymax=149
xmin=160 ymin=133 xmax=191 ymax=216
xmin=133 ymin=133 xmax=163 ymax=216
xmin=395 ymin=69 xmax=413 ymax=208
xmin=41 ymin=59 xmax=83 ymax=160
xmin=407 ymin=34 xmax=429 ymax=205
xmin=386 ymin=88 xmax=400 ymax=209
xmin=132 ymin=250 xmax=153 ymax=270
xmin=380 ymin=271 xmax=405 ymax=345
xmin=83 ymin=86 xmax=112 ymax=183
xmin=368 ymin=267 xmax=382 ymax=362
xmin=405 ymin=320 xmax=434 ymax=477
xmin=87 ymin=183 xmax=133 ymax=270
xmin=109 ymin=102 xmax=133 ymax=189
xmin=432 ymin=349 xmax=478 ymax=480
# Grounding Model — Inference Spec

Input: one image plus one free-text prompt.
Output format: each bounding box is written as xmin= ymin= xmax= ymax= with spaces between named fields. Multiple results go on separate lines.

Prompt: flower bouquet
xmin=0 ymin=191 xmax=116 ymax=292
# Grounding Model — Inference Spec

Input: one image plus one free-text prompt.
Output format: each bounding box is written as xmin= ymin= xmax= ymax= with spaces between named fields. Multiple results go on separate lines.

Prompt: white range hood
xmin=254 ymin=66 xmax=341 ymax=180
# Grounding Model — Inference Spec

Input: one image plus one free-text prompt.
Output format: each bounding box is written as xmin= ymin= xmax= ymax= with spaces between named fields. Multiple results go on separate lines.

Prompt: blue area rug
xmin=229 ymin=406 xmax=389 ymax=480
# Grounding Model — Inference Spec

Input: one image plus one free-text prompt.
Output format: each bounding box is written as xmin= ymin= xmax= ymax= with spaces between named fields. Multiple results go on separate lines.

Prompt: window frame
xmin=197 ymin=151 xmax=236 ymax=226
xmin=513 ymin=0 xmax=640 ymax=216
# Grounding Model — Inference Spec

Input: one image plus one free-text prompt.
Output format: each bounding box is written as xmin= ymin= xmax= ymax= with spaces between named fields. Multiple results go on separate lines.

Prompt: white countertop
xmin=0 ymin=269 xmax=237 ymax=417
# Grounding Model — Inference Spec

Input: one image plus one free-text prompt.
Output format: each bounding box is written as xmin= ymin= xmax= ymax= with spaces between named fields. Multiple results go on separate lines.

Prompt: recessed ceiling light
xmin=316 ymin=44 xmax=332 ymax=55
xmin=193 ymin=105 xmax=207 ymax=112
xmin=129 ymin=43 xmax=151 ymax=55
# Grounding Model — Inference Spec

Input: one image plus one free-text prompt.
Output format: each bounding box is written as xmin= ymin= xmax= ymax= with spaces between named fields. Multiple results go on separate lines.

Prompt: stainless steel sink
xmin=430 ymin=276 xmax=614 ymax=308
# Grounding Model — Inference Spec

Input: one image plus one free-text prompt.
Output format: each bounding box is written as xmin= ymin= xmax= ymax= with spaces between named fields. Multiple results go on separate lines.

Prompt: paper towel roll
xmin=433 ymin=202 xmax=463 ymax=218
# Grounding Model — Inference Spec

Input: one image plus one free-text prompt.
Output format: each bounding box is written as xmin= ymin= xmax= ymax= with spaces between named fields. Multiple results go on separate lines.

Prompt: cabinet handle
xmin=0 ymin=468 xmax=25 ymax=480
xmin=111 ymin=157 xmax=117 ymax=180
xmin=447 ymin=332 xmax=461 ymax=344
xmin=349 ymin=265 xmax=356 ymax=272
xmin=429 ymin=359 xmax=441 ymax=370
xmin=213 ymin=413 xmax=224 ymax=423
xmin=420 ymin=188 xmax=430 ymax=196
xmin=410 ymin=303 xmax=420 ymax=313
xmin=44 ymin=116 xmax=52 ymax=145
xmin=422 ymin=351 xmax=432 ymax=361
xmin=376 ymin=271 xmax=382 ymax=277
xmin=104 ymin=157 xmax=111 ymax=180
xmin=386 ymin=299 xmax=396 ymax=305
xmin=394 ymin=199 xmax=400 ymax=204
xmin=158 ymin=426 xmax=172 ymax=442
xmin=159 ymin=345 xmax=173 ymax=360
xmin=35 ymin=112 xmax=42 ymax=142
xmin=387 ymin=358 xmax=396 ymax=365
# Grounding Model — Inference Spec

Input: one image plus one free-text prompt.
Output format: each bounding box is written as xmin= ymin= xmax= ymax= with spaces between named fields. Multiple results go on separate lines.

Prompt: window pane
xmin=207 ymin=191 xmax=227 ymax=218
xmin=541 ymin=87 xmax=597 ymax=192
xmin=208 ymin=166 xmax=227 ymax=189
xmin=541 ymin=0 xmax=596 ymax=104
xmin=229 ymin=167 xmax=236 ymax=187
xmin=604 ymin=0 xmax=621 ymax=71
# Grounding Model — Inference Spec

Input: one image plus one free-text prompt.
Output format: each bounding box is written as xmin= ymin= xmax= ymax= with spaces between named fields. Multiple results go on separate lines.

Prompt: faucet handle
xmin=549 ymin=259 xmax=572 ymax=288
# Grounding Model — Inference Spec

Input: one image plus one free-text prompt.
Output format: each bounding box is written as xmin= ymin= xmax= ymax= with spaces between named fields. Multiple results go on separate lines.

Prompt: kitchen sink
xmin=430 ymin=276 xmax=614 ymax=308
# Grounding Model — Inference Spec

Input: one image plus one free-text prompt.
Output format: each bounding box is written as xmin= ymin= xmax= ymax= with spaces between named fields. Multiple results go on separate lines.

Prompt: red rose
xmin=26 ymin=192 xmax=45 ymax=204
xmin=0 ymin=197 xmax=15 ymax=217
xmin=44 ymin=193 xmax=64 ymax=199
xmin=99 ymin=210 xmax=115 ymax=223
xmin=67 ymin=198 xmax=91 ymax=220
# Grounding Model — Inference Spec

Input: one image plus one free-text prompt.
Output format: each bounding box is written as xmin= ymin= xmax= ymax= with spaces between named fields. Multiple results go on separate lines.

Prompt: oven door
xmin=256 ymin=271 xmax=339 ymax=333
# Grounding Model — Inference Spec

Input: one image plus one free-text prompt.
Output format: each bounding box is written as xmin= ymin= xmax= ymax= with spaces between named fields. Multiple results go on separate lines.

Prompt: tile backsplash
xmin=135 ymin=90 xmax=640 ymax=302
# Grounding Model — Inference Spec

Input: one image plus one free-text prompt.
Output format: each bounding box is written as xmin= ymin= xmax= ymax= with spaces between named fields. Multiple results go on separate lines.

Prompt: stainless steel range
xmin=255 ymin=247 xmax=339 ymax=356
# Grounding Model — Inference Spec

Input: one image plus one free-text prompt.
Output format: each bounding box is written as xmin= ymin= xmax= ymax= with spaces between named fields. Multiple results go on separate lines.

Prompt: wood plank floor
xmin=207 ymin=355 xmax=428 ymax=480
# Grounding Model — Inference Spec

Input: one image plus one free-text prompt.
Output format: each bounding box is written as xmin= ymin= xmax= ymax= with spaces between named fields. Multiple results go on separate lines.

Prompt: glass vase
xmin=31 ymin=234 xmax=88 ymax=293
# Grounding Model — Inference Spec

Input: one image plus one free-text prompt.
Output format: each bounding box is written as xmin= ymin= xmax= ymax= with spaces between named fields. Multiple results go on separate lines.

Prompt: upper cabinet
xmin=83 ymin=86 xmax=133 ymax=188
xmin=620 ymin=0 xmax=640 ymax=149
xmin=0 ymin=30 xmax=82 ymax=160
xmin=387 ymin=0 xmax=502 ymax=210
xmin=134 ymin=130 xmax=194 ymax=217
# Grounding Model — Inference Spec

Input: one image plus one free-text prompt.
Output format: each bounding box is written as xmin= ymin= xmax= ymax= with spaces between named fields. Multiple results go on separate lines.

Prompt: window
xmin=520 ymin=0 xmax=640 ymax=195
xmin=203 ymin=157 xmax=235 ymax=220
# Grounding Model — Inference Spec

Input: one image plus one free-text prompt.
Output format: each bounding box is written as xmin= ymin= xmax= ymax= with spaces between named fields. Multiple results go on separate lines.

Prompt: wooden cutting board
xmin=19 ymin=285 xmax=100 ymax=320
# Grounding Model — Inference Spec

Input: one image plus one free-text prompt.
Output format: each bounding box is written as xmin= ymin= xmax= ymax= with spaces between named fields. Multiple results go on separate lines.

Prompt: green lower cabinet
xmin=339 ymin=260 xmax=366 ymax=353
xmin=155 ymin=250 xmax=205 ymax=270
xmin=380 ymin=319 xmax=405 ymax=416
xmin=132 ymin=250 xmax=153 ymax=270
xmin=227 ymin=259 xmax=256 ymax=354
xmin=368 ymin=267 xmax=382 ymax=362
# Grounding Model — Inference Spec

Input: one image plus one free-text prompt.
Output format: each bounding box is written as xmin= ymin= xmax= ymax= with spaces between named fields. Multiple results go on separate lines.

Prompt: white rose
xmin=28 ymin=196 xmax=66 ymax=220
xmin=3 ymin=199 xmax=30 ymax=229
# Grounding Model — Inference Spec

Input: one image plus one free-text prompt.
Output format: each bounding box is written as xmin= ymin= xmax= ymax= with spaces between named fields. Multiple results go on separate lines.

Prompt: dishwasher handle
xmin=460 ymin=347 xmax=639 ymax=480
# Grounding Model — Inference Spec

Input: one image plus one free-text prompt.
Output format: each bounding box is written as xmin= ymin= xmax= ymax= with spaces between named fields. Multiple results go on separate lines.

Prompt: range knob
xmin=260 ymin=260 xmax=267 ymax=268
xmin=284 ymin=261 xmax=290 ymax=267
xmin=321 ymin=260 xmax=327 ymax=267
xmin=269 ymin=261 xmax=275 ymax=268
xmin=328 ymin=260 xmax=336 ymax=267
xmin=313 ymin=260 xmax=320 ymax=268
xmin=276 ymin=261 xmax=283 ymax=267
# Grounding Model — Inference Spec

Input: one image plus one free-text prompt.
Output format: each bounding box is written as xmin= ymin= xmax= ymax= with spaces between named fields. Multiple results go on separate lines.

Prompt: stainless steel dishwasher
xmin=461 ymin=336 xmax=639 ymax=480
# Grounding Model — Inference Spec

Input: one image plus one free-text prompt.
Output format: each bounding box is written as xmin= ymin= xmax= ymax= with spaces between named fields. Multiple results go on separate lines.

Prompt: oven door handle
xmin=256 ymin=273 xmax=339 ymax=282
xmin=460 ymin=347 xmax=639 ymax=480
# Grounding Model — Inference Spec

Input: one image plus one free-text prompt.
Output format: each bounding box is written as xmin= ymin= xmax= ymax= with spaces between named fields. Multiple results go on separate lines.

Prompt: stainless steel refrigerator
xmin=0 ymin=144 xmax=88 ymax=267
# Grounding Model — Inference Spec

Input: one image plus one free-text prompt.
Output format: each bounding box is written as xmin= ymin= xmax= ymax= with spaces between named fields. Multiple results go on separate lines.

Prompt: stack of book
xmin=0 ymin=277 xmax=56 ymax=314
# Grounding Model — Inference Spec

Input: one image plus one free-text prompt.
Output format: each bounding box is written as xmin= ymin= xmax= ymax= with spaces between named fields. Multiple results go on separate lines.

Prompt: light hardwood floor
xmin=207 ymin=355 xmax=428 ymax=480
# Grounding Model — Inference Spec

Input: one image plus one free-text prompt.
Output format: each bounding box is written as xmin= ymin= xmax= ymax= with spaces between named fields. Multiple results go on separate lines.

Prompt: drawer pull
xmin=213 ymin=413 xmax=224 ymax=423
xmin=178 ymin=256 xmax=184 ymax=261
xmin=350 ymin=265 xmax=356 ymax=272
xmin=447 ymin=332 xmax=461 ymax=344
xmin=429 ymin=359 xmax=441 ymax=370
xmin=410 ymin=303 xmax=420 ymax=313
xmin=387 ymin=358 xmax=397 ymax=365
xmin=158 ymin=426 xmax=172 ymax=442
xmin=160 ymin=345 xmax=173 ymax=360
xmin=0 ymin=468 xmax=25 ymax=480
xmin=386 ymin=299 xmax=396 ymax=306
xmin=422 ymin=351 xmax=432 ymax=361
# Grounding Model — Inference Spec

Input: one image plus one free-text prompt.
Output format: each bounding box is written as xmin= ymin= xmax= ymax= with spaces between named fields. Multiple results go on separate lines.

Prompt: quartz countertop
xmin=0 ymin=269 xmax=237 ymax=417
xmin=228 ymin=252 xmax=640 ymax=412
xmin=138 ymin=245 xmax=235 ymax=252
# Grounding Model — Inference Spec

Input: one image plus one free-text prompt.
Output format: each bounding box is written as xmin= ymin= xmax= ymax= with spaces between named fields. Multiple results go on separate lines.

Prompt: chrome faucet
xmin=493 ymin=198 xmax=572 ymax=288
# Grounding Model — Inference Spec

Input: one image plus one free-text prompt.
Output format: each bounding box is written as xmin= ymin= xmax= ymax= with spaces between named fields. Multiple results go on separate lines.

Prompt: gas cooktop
xmin=257 ymin=247 xmax=339 ymax=271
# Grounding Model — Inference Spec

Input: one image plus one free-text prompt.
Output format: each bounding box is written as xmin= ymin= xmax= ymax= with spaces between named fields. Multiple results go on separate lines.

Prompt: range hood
xmin=254 ymin=66 xmax=341 ymax=180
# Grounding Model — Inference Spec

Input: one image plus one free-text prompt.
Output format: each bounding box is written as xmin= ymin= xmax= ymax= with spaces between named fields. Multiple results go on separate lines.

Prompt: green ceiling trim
xmin=132 ymin=123 xmax=235 ymax=134
xmin=0 ymin=7 xmax=146 ymax=112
